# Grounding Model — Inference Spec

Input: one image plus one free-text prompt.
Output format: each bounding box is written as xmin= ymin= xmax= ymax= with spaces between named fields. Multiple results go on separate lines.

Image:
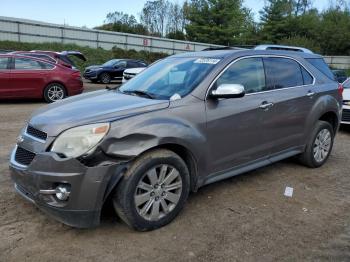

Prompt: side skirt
xmin=202 ymin=146 xmax=304 ymax=186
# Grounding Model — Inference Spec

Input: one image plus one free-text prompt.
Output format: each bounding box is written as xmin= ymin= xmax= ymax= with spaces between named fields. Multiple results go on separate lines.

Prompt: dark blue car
xmin=83 ymin=59 xmax=147 ymax=84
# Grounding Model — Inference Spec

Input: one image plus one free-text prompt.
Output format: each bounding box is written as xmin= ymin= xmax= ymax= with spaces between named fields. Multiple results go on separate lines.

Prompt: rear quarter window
xmin=306 ymin=58 xmax=335 ymax=80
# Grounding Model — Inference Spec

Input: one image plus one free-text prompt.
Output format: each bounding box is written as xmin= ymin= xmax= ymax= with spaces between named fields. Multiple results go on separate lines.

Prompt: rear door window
xmin=306 ymin=58 xmax=335 ymax=80
xmin=0 ymin=57 xmax=9 ymax=69
xmin=264 ymin=57 xmax=304 ymax=89
xmin=15 ymin=58 xmax=53 ymax=70
xmin=23 ymin=54 xmax=56 ymax=63
xmin=216 ymin=57 xmax=267 ymax=94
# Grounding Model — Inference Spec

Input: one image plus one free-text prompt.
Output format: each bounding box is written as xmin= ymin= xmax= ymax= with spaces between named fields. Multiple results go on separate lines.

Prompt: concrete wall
xmin=323 ymin=56 xmax=350 ymax=70
xmin=0 ymin=16 xmax=349 ymax=69
xmin=0 ymin=16 xmax=222 ymax=54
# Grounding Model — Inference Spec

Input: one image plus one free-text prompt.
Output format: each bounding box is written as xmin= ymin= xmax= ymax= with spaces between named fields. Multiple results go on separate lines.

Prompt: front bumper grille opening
xmin=26 ymin=125 xmax=47 ymax=141
xmin=342 ymin=109 xmax=350 ymax=122
xmin=15 ymin=147 xmax=36 ymax=166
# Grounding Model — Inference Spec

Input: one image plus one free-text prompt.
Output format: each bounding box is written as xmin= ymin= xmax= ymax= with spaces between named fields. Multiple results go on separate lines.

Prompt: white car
xmin=342 ymin=78 xmax=350 ymax=124
xmin=122 ymin=67 xmax=146 ymax=83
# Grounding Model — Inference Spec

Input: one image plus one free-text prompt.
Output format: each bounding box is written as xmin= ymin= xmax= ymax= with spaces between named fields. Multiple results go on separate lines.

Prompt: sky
xmin=0 ymin=0 xmax=331 ymax=28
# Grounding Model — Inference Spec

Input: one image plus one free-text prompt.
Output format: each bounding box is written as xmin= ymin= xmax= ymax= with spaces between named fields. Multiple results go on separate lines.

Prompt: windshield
xmin=119 ymin=57 xmax=219 ymax=100
xmin=103 ymin=59 xmax=120 ymax=67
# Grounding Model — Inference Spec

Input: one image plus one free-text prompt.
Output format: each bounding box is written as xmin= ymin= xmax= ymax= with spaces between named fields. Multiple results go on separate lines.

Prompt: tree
xmin=140 ymin=0 xmax=170 ymax=36
xmin=184 ymin=0 xmax=255 ymax=45
xmin=318 ymin=7 xmax=350 ymax=55
xmin=95 ymin=11 xmax=148 ymax=35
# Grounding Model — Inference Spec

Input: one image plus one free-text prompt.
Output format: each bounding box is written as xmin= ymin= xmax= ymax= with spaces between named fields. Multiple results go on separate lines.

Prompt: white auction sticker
xmin=284 ymin=187 xmax=294 ymax=197
xmin=194 ymin=58 xmax=221 ymax=64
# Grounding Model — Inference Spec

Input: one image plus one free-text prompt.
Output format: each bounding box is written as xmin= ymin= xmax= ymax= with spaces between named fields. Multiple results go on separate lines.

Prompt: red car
xmin=0 ymin=54 xmax=83 ymax=103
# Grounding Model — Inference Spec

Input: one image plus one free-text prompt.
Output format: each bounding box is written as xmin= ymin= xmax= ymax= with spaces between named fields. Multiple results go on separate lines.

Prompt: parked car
xmin=9 ymin=48 xmax=342 ymax=231
xmin=11 ymin=50 xmax=87 ymax=69
xmin=332 ymin=69 xmax=347 ymax=83
xmin=0 ymin=54 xmax=83 ymax=102
xmin=83 ymin=59 xmax=148 ymax=84
xmin=341 ymin=78 xmax=350 ymax=124
xmin=122 ymin=67 xmax=146 ymax=83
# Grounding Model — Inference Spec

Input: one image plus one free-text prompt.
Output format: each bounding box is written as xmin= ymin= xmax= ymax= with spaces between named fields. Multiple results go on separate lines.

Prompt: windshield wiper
xmin=122 ymin=90 xmax=155 ymax=99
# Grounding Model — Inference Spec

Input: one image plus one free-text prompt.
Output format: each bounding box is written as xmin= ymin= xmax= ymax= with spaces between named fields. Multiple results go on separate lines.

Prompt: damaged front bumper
xmin=9 ymin=146 xmax=125 ymax=228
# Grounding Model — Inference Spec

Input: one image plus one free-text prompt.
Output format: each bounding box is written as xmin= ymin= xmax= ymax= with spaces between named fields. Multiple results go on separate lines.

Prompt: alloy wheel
xmin=47 ymin=85 xmax=64 ymax=101
xmin=313 ymin=128 xmax=332 ymax=163
xmin=134 ymin=164 xmax=183 ymax=221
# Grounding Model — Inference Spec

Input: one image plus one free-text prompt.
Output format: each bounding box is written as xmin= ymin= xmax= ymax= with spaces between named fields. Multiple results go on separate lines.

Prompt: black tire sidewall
xmin=308 ymin=121 xmax=334 ymax=168
xmin=43 ymin=83 xmax=66 ymax=103
xmin=114 ymin=151 xmax=190 ymax=231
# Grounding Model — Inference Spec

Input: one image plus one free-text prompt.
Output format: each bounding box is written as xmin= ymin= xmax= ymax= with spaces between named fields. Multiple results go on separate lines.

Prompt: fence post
xmin=17 ymin=21 xmax=20 ymax=42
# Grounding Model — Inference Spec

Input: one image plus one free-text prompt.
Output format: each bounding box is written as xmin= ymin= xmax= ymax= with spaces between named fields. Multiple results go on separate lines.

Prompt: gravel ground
xmin=0 ymin=82 xmax=350 ymax=262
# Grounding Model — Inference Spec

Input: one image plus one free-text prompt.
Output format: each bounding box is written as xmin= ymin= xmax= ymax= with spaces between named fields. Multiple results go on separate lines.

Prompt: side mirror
xmin=210 ymin=84 xmax=245 ymax=99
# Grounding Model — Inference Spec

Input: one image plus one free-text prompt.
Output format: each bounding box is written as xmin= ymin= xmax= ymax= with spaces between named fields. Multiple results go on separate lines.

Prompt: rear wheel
xmin=299 ymin=120 xmax=334 ymax=168
xmin=43 ymin=83 xmax=66 ymax=103
xmin=112 ymin=149 xmax=190 ymax=231
xmin=99 ymin=73 xmax=111 ymax=84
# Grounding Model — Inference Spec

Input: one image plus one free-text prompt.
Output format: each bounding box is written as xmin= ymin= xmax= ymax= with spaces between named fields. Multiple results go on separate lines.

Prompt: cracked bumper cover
xmin=9 ymin=149 xmax=125 ymax=228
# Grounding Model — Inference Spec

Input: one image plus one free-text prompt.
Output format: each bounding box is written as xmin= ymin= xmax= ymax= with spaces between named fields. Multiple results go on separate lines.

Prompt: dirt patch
xmin=0 ymin=92 xmax=350 ymax=261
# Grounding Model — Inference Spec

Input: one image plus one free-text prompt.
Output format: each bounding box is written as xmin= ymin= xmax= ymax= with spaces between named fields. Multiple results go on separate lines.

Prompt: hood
xmin=28 ymin=90 xmax=169 ymax=136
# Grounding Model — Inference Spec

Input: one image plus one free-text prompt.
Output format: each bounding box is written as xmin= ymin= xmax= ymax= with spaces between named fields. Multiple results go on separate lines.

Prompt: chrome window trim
xmin=205 ymin=55 xmax=316 ymax=99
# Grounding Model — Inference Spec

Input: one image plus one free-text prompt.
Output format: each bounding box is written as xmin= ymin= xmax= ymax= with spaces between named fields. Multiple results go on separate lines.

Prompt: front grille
xmin=342 ymin=109 xmax=350 ymax=122
xmin=26 ymin=125 xmax=47 ymax=141
xmin=15 ymin=147 xmax=36 ymax=166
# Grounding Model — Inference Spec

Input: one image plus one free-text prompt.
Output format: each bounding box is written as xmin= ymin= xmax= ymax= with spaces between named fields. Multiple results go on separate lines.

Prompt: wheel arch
xmin=318 ymin=111 xmax=339 ymax=133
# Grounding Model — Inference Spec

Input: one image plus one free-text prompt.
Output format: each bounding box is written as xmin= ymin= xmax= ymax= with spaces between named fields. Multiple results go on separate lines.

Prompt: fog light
xmin=55 ymin=185 xmax=70 ymax=201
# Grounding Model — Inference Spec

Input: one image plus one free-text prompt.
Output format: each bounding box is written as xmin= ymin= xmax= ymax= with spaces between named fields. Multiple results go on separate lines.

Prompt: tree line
xmin=95 ymin=0 xmax=350 ymax=55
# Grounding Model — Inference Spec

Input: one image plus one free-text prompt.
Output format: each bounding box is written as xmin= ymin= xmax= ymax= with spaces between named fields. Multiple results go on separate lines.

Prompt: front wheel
xmin=43 ymin=83 xmax=66 ymax=103
xmin=299 ymin=120 xmax=334 ymax=168
xmin=112 ymin=149 xmax=190 ymax=231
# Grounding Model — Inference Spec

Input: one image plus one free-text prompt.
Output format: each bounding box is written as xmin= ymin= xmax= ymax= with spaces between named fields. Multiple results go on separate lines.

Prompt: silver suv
xmin=9 ymin=48 xmax=343 ymax=231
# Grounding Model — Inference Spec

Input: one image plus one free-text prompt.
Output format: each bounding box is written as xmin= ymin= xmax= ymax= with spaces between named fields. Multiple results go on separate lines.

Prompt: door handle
xmin=307 ymin=91 xmax=315 ymax=97
xmin=259 ymin=102 xmax=274 ymax=110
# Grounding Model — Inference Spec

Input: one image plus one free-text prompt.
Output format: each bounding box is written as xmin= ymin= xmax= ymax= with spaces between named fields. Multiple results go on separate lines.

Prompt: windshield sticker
xmin=194 ymin=58 xmax=221 ymax=64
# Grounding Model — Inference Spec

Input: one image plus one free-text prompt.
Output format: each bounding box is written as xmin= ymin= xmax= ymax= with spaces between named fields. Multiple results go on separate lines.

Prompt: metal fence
xmin=0 ymin=16 xmax=349 ymax=69
xmin=0 ymin=16 xmax=222 ymax=54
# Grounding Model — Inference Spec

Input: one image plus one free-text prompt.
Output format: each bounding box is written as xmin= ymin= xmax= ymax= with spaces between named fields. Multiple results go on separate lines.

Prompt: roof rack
xmin=202 ymin=46 xmax=246 ymax=51
xmin=254 ymin=44 xmax=313 ymax=54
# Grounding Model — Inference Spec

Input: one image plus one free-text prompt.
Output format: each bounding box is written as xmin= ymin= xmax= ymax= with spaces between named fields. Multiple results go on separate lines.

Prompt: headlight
xmin=51 ymin=123 xmax=110 ymax=158
xmin=344 ymin=100 xmax=350 ymax=106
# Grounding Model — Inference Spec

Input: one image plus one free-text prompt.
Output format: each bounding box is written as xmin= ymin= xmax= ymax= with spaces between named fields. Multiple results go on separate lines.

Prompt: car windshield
xmin=119 ymin=57 xmax=219 ymax=100
xmin=103 ymin=59 xmax=119 ymax=67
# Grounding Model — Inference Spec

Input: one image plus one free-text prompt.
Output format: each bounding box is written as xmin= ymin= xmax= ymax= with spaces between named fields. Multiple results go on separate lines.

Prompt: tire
xmin=298 ymin=120 xmax=334 ymax=168
xmin=99 ymin=73 xmax=111 ymax=84
xmin=112 ymin=149 xmax=190 ymax=231
xmin=43 ymin=83 xmax=66 ymax=103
